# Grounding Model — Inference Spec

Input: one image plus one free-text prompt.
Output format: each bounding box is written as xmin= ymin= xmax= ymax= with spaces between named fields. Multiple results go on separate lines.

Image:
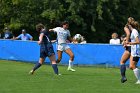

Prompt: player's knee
xmin=39 ymin=59 xmax=44 ymax=64
xmin=120 ymin=59 xmax=127 ymax=64
xmin=120 ymin=62 xmax=124 ymax=65
xmin=120 ymin=60 xmax=125 ymax=64
xmin=57 ymin=57 xmax=62 ymax=62
xmin=129 ymin=65 xmax=135 ymax=70
xmin=70 ymin=55 xmax=74 ymax=61
xmin=70 ymin=54 xmax=74 ymax=59
xmin=51 ymin=61 xmax=56 ymax=64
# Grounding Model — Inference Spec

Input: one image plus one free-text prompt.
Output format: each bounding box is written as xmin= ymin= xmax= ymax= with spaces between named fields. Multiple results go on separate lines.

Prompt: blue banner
xmin=0 ymin=40 xmax=139 ymax=66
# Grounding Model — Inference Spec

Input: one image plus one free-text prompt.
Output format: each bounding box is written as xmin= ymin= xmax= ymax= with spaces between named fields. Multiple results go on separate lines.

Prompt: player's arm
xmin=129 ymin=37 xmax=140 ymax=45
xmin=49 ymin=27 xmax=59 ymax=32
xmin=38 ymin=33 xmax=44 ymax=44
xmin=28 ymin=34 xmax=33 ymax=41
xmin=66 ymin=30 xmax=72 ymax=42
xmin=124 ymin=27 xmax=130 ymax=43
xmin=122 ymin=37 xmax=126 ymax=45
xmin=49 ymin=29 xmax=54 ymax=32
xmin=67 ymin=36 xmax=73 ymax=42
xmin=14 ymin=34 xmax=21 ymax=40
xmin=51 ymin=40 xmax=57 ymax=43
xmin=30 ymin=37 xmax=33 ymax=41
xmin=128 ymin=30 xmax=140 ymax=45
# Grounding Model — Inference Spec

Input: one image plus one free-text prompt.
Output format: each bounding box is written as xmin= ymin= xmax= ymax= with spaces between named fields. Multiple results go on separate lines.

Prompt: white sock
xmin=68 ymin=60 xmax=73 ymax=68
xmin=133 ymin=68 xmax=140 ymax=80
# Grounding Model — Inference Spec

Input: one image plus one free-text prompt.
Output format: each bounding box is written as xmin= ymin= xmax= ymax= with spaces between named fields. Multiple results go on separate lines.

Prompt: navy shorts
xmin=40 ymin=43 xmax=55 ymax=58
xmin=125 ymin=46 xmax=131 ymax=53
xmin=133 ymin=57 xmax=139 ymax=62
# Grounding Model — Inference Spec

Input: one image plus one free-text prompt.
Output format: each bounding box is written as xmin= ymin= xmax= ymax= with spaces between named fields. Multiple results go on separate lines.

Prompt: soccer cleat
xmin=54 ymin=73 xmax=62 ymax=76
xmin=29 ymin=70 xmax=34 ymax=75
xmin=135 ymin=80 xmax=140 ymax=84
xmin=57 ymin=73 xmax=62 ymax=76
xmin=121 ymin=77 xmax=127 ymax=83
xmin=67 ymin=67 xmax=76 ymax=72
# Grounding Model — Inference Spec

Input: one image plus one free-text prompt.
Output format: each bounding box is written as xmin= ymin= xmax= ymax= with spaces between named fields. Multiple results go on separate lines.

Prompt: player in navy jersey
xmin=29 ymin=23 xmax=59 ymax=75
xmin=120 ymin=17 xmax=134 ymax=83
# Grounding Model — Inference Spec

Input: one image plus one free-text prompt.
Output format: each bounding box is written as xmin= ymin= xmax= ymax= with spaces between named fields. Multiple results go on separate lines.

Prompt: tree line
xmin=0 ymin=0 xmax=140 ymax=43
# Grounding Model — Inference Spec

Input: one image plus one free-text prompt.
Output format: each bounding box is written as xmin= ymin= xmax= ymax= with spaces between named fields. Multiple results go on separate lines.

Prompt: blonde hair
xmin=127 ymin=17 xmax=135 ymax=24
xmin=111 ymin=33 xmax=118 ymax=39
xmin=125 ymin=17 xmax=135 ymax=27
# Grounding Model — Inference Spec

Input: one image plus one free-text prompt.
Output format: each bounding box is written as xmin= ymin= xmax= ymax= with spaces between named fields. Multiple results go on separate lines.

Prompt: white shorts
xmin=57 ymin=43 xmax=70 ymax=51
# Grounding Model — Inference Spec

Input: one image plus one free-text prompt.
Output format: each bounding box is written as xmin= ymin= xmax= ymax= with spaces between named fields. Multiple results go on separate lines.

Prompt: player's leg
xmin=56 ymin=50 xmax=63 ymax=63
xmin=65 ymin=48 xmax=75 ymax=71
xmin=120 ymin=50 xmax=130 ymax=83
xmin=56 ymin=44 xmax=64 ymax=63
xmin=29 ymin=50 xmax=46 ymax=75
xmin=29 ymin=58 xmax=45 ymax=75
xmin=129 ymin=56 xmax=140 ymax=84
xmin=49 ymin=54 xmax=59 ymax=75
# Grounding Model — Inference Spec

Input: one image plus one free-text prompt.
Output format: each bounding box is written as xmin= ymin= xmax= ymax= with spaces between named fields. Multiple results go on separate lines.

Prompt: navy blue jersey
xmin=40 ymin=29 xmax=54 ymax=57
xmin=125 ymin=25 xmax=132 ymax=53
xmin=40 ymin=29 xmax=51 ymax=44
xmin=126 ymin=25 xmax=132 ymax=42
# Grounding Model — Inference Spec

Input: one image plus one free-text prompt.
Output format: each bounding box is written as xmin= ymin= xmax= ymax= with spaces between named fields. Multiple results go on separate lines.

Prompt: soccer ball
xmin=74 ymin=34 xmax=82 ymax=41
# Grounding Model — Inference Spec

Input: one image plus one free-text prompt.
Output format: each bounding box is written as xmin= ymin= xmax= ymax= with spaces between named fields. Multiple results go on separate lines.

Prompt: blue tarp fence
xmin=0 ymin=40 xmax=139 ymax=66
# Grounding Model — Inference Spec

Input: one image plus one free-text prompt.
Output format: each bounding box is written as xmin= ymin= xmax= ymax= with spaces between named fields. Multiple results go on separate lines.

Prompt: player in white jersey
xmin=128 ymin=21 xmax=140 ymax=84
xmin=49 ymin=21 xmax=75 ymax=72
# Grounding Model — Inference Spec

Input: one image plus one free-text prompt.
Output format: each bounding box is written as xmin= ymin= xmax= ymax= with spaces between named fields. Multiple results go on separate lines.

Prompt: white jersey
xmin=109 ymin=38 xmax=120 ymax=44
xmin=53 ymin=27 xmax=70 ymax=44
xmin=130 ymin=29 xmax=140 ymax=57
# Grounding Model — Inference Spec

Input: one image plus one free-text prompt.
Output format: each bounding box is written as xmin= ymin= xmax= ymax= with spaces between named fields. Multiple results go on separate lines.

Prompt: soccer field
xmin=0 ymin=60 xmax=140 ymax=93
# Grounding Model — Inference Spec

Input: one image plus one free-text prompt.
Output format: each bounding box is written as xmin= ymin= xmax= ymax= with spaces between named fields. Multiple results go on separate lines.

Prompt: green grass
xmin=0 ymin=60 xmax=140 ymax=93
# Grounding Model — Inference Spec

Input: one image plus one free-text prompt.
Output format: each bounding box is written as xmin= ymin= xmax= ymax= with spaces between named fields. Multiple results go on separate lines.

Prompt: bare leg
xmin=65 ymin=48 xmax=74 ymax=61
xmin=65 ymin=48 xmax=75 ymax=71
xmin=56 ymin=50 xmax=63 ymax=63
xmin=129 ymin=56 xmax=140 ymax=84
xmin=120 ymin=51 xmax=130 ymax=65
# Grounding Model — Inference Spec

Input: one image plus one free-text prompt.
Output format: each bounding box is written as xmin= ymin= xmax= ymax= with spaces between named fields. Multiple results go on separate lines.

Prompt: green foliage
xmin=1 ymin=0 xmax=140 ymax=42
xmin=9 ymin=18 xmax=22 ymax=29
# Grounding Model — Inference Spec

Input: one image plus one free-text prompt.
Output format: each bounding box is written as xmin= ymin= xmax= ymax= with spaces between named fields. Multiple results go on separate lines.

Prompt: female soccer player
xmin=128 ymin=21 xmax=140 ymax=84
xmin=120 ymin=17 xmax=135 ymax=83
xmin=49 ymin=21 xmax=75 ymax=72
xmin=29 ymin=23 xmax=59 ymax=75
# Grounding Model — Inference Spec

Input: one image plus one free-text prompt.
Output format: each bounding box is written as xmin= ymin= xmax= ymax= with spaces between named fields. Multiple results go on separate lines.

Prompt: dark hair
xmin=36 ymin=23 xmax=45 ymax=32
xmin=61 ymin=21 xmax=69 ymax=26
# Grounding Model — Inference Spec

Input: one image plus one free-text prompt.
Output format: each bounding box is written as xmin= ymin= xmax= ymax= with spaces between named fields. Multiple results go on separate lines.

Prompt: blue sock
xmin=120 ymin=64 xmax=126 ymax=78
xmin=33 ymin=63 xmax=42 ymax=71
xmin=52 ymin=64 xmax=58 ymax=75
